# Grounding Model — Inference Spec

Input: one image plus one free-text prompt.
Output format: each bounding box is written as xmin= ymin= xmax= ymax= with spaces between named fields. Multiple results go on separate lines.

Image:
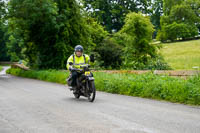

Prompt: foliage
xmin=7 ymin=0 xmax=94 ymax=69
xmin=115 ymin=12 xmax=157 ymax=68
xmin=7 ymin=68 xmax=200 ymax=105
xmin=6 ymin=33 xmax=25 ymax=62
xmin=158 ymin=22 xmax=198 ymax=42
xmin=184 ymin=0 xmax=200 ymax=30
xmin=83 ymin=0 xmax=152 ymax=32
xmin=158 ymin=0 xmax=200 ymax=42
xmin=0 ymin=0 xmax=10 ymax=61
xmin=150 ymin=0 xmax=163 ymax=38
xmin=94 ymin=72 xmax=200 ymax=105
xmin=95 ymin=37 xmax=123 ymax=69
xmin=132 ymin=54 xmax=172 ymax=70
xmin=163 ymin=0 xmax=183 ymax=15
xmin=85 ymin=17 xmax=109 ymax=52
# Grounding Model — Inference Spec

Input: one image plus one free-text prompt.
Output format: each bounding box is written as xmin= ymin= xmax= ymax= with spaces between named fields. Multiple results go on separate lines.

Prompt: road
xmin=0 ymin=67 xmax=200 ymax=133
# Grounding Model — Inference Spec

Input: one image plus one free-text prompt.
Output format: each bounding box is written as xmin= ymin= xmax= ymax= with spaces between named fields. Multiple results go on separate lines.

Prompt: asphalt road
xmin=0 ymin=67 xmax=200 ymax=133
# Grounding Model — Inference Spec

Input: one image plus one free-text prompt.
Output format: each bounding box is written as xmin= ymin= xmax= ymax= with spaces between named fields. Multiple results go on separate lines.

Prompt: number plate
xmin=85 ymin=72 xmax=91 ymax=76
xmin=88 ymin=77 xmax=94 ymax=80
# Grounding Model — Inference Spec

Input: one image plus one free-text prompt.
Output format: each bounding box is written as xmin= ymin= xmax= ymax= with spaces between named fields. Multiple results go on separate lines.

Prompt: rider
xmin=66 ymin=45 xmax=92 ymax=90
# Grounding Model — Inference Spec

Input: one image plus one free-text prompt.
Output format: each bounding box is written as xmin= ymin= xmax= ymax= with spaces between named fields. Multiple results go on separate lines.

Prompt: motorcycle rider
xmin=66 ymin=45 xmax=93 ymax=91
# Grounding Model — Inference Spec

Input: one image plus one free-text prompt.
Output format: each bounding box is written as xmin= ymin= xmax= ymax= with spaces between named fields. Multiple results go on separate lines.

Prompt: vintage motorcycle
xmin=67 ymin=64 xmax=96 ymax=102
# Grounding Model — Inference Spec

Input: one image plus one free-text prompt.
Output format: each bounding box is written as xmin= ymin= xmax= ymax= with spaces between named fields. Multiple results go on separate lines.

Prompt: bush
xmin=137 ymin=55 xmax=172 ymax=70
xmin=95 ymin=38 xmax=123 ymax=69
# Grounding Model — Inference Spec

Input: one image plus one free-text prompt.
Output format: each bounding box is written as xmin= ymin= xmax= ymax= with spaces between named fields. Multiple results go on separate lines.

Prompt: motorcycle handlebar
xmin=71 ymin=68 xmax=83 ymax=72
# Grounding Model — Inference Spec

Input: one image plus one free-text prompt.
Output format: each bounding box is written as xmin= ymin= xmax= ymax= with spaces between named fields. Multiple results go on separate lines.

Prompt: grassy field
xmin=7 ymin=68 xmax=200 ymax=105
xmin=160 ymin=39 xmax=200 ymax=70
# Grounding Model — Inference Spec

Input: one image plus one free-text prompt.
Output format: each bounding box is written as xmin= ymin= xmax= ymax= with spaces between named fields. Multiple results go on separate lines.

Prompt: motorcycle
xmin=67 ymin=64 xmax=96 ymax=102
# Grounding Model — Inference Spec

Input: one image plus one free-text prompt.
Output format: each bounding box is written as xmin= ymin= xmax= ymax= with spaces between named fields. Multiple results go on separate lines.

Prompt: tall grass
xmin=6 ymin=68 xmax=69 ymax=84
xmin=0 ymin=66 xmax=2 ymax=71
xmin=7 ymin=68 xmax=200 ymax=105
xmin=94 ymin=72 xmax=200 ymax=105
xmin=160 ymin=39 xmax=200 ymax=70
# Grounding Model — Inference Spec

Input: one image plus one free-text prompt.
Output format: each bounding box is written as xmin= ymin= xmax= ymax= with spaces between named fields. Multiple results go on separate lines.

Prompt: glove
xmin=69 ymin=66 xmax=73 ymax=71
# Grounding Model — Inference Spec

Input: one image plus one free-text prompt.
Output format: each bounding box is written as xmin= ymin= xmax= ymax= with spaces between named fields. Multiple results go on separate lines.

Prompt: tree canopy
xmin=83 ymin=0 xmax=152 ymax=32
xmin=1 ymin=0 xmax=199 ymax=70
xmin=7 ymin=0 xmax=94 ymax=69
xmin=157 ymin=0 xmax=200 ymax=42
xmin=0 ymin=0 xmax=10 ymax=61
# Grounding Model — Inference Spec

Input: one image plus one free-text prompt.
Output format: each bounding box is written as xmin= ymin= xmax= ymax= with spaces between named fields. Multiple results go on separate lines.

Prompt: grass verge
xmin=7 ymin=68 xmax=200 ymax=105
xmin=0 ymin=66 xmax=3 ymax=71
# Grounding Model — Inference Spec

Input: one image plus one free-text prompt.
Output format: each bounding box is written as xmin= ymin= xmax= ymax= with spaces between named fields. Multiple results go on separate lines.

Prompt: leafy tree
xmin=150 ymin=0 xmax=163 ymax=38
xmin=6 ymin=34 xmax=24 ymax=62
xmin=169 ymin=4 xmax=198 ymax=24
xmin=85 ymin=17 xmax=108 ymax=52
xmin=158 ymin=1 xmax=199 ymax=42
xmin=83 ymin=0 xmax=152 ymax=32
xmin=7 ymin=0 xmax=92 ymax=69
xmin=0 ymin=0 xmax=10 ymax=61
xmin=163 ymin=0 xmax=182 ymax=15
xmin=159 ymin=22 xmax=198 ymax=41
xmin=115 ymin=12 xmax=156 ymax=68
xmin=184 ymin=0 xmax=200 ymax=30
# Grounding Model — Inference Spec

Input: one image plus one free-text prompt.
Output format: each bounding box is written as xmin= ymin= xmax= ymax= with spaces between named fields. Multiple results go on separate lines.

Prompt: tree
xmin=83 ymin=0 xmax=152 ymax=32
xmin=184 ymin=0 xmax=200 ymax=31
xmin=163 ymin=0 xmax=182 ymax=15
xmin=150 ymin=0 xmax=163 ymax=38
xmin=7 ymin=0 xmax=92 ymax=69
xmin=158 ymin=1 xmax=199 ymax=42
xmin=0 ymin=0 xmax=10 ymax=61
xmin=115 ymin=12 xmax=156 ymax=68
xmin=85 ymin=17 xmax=108 ymax=51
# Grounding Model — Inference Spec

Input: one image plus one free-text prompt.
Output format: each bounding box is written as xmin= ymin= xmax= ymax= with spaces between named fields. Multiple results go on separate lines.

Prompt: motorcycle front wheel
xmin=73 ymin=93 xmax=80 ymax=99
xmin=87 ymin=81 xmax=96 ymax=102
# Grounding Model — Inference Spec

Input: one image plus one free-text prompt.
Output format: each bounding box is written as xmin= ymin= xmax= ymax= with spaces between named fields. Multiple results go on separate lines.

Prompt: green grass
xmin=0 ymin=66 xmax=3 ymax=71
xmin=160 ymin=39 xmax=200 ymax=70
xmin=6 ymin=68 xmax=69 ymax=84
xmin=7 ymin=68 xmax=200 ymax=105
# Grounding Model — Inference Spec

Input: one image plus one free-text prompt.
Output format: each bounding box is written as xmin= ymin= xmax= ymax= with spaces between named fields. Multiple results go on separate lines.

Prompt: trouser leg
xmin=71 ymin=71 xmax=78 ymax=87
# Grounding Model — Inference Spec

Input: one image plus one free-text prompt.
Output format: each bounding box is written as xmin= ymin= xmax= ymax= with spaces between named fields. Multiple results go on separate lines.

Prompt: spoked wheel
xmin=73 ymin=88 xmax=80 ymax=99
xmin=87 ymin=81 xmax=96 ymax=102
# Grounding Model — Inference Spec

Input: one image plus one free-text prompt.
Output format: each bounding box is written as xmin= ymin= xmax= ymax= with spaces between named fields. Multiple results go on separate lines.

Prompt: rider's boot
xmin=68 ymin=86 xmax=73 ymax=91
xmin=69 ymin=86 xmax=76 ymax=91
xmin=72 ymin=86 xmax=79 ymax=94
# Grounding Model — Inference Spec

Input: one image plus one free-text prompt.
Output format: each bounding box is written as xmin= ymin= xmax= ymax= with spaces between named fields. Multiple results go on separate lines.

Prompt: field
xmin=160 ymin=39 xmax=200 ymax=70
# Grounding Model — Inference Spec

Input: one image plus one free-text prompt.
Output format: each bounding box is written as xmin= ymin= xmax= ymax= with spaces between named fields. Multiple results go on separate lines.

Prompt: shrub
xmin=95 ymin=38 xmax=123 ymax=69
